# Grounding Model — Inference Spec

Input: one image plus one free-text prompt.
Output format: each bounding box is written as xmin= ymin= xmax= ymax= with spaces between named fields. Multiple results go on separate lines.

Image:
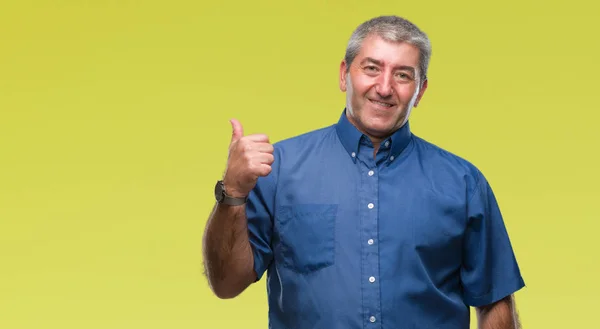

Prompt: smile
xmin=369 ymin=99 xmax=395 ymax=108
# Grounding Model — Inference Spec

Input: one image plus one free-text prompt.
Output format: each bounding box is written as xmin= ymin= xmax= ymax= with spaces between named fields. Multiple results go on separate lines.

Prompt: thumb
xmin=230 ymin=118 xmax=244 ymax=143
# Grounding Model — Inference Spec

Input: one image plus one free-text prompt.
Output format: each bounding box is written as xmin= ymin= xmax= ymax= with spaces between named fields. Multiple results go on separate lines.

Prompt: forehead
xmin=355 ymin=34 xmax=420 ymax=67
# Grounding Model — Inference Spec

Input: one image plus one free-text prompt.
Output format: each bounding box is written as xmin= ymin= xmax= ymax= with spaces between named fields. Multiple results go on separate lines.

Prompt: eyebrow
xmin=360 ymin=57 xmax=416 ymax=75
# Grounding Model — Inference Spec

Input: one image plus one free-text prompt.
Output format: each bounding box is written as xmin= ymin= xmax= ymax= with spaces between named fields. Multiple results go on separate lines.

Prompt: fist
xmin=223 ymin=119 xmax=275 ymax=198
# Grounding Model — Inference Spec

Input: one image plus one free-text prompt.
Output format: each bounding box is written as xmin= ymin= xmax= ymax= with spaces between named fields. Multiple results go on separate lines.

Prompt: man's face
xmin=340 ymin=34 xmax=427 ymax=141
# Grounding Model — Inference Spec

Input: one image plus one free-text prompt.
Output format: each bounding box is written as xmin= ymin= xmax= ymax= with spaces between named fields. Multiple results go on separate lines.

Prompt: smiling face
xmin=340 ymin=34 xmax=428 ymax=143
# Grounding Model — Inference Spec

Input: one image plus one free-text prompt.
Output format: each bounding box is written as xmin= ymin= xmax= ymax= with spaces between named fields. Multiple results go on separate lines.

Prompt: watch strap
xmin=221 ymin=194 xmax=247 ymax=206
xmin=216 ymin=180 xmax=247 ymax=206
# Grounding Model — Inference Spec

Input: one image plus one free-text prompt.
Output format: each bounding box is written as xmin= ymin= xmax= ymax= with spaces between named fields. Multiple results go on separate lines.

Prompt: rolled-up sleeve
xmin=461 ymin=171 xmax=525 ymax=307
xmin=245 ymin=147 xmax=279 ymax=282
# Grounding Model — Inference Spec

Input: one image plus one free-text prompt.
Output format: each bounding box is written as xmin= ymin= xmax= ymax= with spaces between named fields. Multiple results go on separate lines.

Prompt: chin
xmin=349 ymin=108 xmax=403 ymax=137
xmin=365 ymin=116 xmax=400 ymax=133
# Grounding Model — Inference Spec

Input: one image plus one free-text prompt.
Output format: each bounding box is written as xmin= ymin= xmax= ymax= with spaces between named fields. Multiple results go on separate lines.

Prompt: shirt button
xmin=369 ymin=276 xmax=376 ymax=283
xmin=367 ymin=203 xmax=374 ymax=209
xmin=351 ymin=152 xmax=356 ymax=158
xmin=368 ymin=170 xmax=374 ymax=176
xmin=384 ymin=141 xmax=390 ymax=147
xmin=367 ymin=239 xmax=374 ymax=245
xmin=369 ymin=316 xmax=376 ymax=323
xmin=390 ymin=155 xmax=395 ymax=161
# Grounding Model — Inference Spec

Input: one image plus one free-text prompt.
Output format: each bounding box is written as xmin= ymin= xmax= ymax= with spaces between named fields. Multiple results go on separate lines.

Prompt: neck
xmin=345 ymin=112 xmax=387 ymax=159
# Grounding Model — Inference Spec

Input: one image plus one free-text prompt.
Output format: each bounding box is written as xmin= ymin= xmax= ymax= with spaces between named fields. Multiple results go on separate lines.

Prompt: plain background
xmin=1 ymin=0 xmax=599 ymax=328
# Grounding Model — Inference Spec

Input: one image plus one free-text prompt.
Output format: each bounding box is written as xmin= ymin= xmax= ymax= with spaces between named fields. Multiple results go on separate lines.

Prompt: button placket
xmin=358 ymin=148 xmax=381 ymax=328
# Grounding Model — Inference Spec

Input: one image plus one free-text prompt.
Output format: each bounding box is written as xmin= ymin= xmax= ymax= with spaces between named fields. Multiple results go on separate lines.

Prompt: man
xmin=203 ymin=15 xmax=525 ymax=329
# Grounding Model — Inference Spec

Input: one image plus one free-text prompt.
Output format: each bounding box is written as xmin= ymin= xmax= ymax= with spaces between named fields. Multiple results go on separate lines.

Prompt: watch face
xmin=215 ymin=181 xmax=224 ymax=202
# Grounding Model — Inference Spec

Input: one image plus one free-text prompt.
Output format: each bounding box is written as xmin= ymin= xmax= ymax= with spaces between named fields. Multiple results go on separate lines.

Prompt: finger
xmin=230 ymin=119 xmax=244 ymax=143
xmin=253 ymin=142 xmax=274 ymax=153
xmin=244 ymin=134 xmax=270 ymax=143
xmin=256 ymin=163 xmax=272 ymax=177
xmin=253 ymin=152 xmax=275 ymax=165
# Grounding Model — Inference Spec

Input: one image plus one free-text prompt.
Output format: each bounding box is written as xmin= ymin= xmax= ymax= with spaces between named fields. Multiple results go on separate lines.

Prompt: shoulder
xmin=274 ymin=124 xmax=336 ymax=146
xmin=254 ymin=124 xmax=337 ymax=192
xmin=272 ymin=124 xmax=338 ymax=155
xmin=411 ymin=134 xmax=487 ymax=193
xmin=412 ymin=135 xmax=481 ymax=173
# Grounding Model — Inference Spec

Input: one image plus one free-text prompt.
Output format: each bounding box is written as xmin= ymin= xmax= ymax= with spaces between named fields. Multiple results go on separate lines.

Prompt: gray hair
xmin=344 ymin=16 xmax=431 ymax=83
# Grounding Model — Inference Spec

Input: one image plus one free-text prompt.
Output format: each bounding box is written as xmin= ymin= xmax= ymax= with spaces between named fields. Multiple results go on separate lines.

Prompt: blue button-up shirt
xmin=246 ymin=110 xmax=525 ymax=329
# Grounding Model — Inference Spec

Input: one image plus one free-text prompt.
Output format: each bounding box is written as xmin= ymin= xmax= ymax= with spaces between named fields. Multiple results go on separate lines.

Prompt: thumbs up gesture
xmin=222 ymin=119 xmax=275 ymax=198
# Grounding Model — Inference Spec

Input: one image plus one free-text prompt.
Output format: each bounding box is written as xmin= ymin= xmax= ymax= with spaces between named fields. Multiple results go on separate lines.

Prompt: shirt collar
xmin=335 ymin=108 xmax=412 ymax=163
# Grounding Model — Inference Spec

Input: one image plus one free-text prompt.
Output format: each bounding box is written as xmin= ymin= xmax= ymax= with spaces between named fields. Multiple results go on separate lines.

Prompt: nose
xmin=375 ymin=74 xmax=393 ymax=97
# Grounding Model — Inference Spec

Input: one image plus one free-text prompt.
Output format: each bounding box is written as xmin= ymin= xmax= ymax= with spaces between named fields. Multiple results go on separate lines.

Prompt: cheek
xmin=398 ymin=86 xmax=419 ymax=101
xmin=350 ymin=89 xmax=366 ymax=107
xmin=350 ymin=77 xmax=372 ymax=96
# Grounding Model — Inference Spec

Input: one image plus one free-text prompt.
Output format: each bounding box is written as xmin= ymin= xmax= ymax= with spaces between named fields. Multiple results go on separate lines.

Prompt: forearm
xmin=202 ymin=203 xmax=255 ymax=299
xmin=476 ymin=295 xmax=520 ymax=329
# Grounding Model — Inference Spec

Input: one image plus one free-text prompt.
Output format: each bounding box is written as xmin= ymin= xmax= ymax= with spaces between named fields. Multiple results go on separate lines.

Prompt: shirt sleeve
xmin=244 ymin=146 xmax=279 ymax=282
xmin=460 ymin=170 xmax=525 ymax=307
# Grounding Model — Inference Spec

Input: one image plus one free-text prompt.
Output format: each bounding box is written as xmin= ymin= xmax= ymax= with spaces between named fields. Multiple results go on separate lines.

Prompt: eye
xmin=364 ymin=65 xmax=379 ymax=73
xmin=395 ymin=72 xmax=414 ymax=81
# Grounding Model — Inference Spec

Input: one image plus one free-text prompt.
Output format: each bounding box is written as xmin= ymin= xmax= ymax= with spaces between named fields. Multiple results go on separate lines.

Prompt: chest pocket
xmin=275 ymin=204 xmax=337 ymax=273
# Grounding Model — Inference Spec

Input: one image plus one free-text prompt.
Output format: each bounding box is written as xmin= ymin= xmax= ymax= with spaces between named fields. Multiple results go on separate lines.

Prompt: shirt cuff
xmin=464 ymin=276 xmax=526 ymax=307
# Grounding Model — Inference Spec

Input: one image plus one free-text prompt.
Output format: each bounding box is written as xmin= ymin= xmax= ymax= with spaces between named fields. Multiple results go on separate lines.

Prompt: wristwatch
xmin=214 ymin=180 xmax=247 ymax=206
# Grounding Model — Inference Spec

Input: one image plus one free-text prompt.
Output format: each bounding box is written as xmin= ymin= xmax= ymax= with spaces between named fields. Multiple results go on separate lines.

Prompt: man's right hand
xmin=222 ymin=119 xmax=274 ymax=198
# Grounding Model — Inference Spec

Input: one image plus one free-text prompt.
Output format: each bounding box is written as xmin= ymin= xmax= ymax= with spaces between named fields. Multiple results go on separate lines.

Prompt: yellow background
xmin=1 ymin=0 xmax=599 ymax=328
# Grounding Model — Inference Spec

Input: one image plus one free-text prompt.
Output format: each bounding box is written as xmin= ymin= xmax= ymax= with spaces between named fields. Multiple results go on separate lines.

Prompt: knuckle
xmin=247 ymin=161 xmax=257 ymax=172
xmin=263 ymin=165 xmax=272 ymax=175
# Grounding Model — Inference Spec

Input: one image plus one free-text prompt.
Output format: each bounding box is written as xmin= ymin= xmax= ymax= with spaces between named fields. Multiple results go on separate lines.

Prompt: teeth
xmin=372 ymin=100 xmax=392 ymax=107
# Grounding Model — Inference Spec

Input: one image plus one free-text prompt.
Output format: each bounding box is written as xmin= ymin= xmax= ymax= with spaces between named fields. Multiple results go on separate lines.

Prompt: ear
xmin=339 ymin=60 xmax=348 ymax=92
xmin=414 ymin=78 xmax=428 ymax=107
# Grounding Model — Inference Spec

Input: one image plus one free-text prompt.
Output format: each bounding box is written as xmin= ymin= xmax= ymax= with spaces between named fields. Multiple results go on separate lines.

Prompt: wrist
xmin=221 ymin=178 xmax=248 ymax=198
xmin=224 ymin=186 xmax=247 ymax=198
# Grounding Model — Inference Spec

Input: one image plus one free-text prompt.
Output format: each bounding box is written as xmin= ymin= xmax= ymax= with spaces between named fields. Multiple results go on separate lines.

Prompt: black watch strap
xmin=222 ymin=194 xmax=247 ymax=206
